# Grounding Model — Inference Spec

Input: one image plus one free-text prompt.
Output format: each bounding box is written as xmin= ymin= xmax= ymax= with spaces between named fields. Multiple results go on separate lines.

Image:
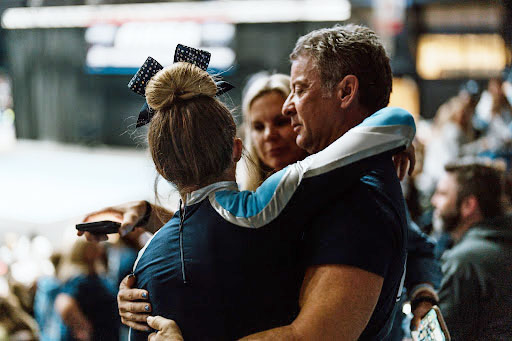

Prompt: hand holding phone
xmin=412 ymin=306 xmax=451 ymax=341
xmin=76 ymin=221 xmax=121 ymax=235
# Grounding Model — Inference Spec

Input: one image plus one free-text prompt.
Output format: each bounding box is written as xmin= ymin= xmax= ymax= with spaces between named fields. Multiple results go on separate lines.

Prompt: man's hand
xmin=78 ymin=200 xmax=150 ymax=242
xmin=117 ymin=274 xmax=152 ymax=331
xmin=409 ymin=285 xmax=439 ymax=332
xmin=147 ymin=316 xmax=184 ymax=341
xmin=393 ymin=144 xmax=416 ymax=181
xmin=410 ymin=301 xmax=434 ymax=331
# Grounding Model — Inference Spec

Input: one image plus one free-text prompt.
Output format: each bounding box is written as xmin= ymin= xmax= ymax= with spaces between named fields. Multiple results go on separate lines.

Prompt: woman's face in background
xmin=249 ymin=91 xmax=308 ymax=170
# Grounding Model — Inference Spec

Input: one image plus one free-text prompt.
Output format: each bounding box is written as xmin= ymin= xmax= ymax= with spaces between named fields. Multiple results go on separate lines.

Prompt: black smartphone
xmin=412 ymin=306 xmax=451 ymax=341
xmin=76 ymin=221 xmax=121 ymax=235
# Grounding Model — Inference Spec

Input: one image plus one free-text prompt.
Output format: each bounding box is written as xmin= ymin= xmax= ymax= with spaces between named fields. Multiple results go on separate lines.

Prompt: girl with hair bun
xmin=145 ymin=62 xmax=240 ymax=195
xmin=128 ymin=60 xmax=416 ymax=340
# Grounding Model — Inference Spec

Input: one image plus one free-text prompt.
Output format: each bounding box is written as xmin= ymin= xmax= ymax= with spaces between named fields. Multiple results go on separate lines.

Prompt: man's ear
xmin=336 ymin=75 xmax=359 ymax=109
xmin=232 ymin=137 xmax=243 ymax=163
xmin=460 ymin=195 xmax=480 ymax=219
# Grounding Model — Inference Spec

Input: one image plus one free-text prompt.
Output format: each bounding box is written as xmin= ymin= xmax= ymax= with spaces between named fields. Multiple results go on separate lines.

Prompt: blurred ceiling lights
xmin=1 ymin=0 xmax=351 ymax=29
xmin=86 ymin=44 xmax=236 ymax=74
xmin=417 ymin=34 xmax=508 ymax=79
xmin=85 ymin=21 xmax=236 ymax=74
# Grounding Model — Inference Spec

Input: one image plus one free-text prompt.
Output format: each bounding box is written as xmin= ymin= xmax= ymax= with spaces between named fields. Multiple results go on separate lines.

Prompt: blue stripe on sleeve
xmin=213 ymin=107 xmax=414 ymax=220
xmin=359 ymin=107 xmax=415 ymax=131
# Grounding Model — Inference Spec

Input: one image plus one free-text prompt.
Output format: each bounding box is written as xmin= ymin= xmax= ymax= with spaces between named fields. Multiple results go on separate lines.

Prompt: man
xmin=431 ymin=159 xmax=512 ymax=340
xmin=85 ymin=25 xmax=436 ymax=339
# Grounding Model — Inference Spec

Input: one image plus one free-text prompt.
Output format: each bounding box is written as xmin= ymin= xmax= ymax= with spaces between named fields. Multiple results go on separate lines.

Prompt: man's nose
xmin=282 ymin=94 xmax=295 ymax=117
xmin=430 ymin=194 xmax=438 ymax=208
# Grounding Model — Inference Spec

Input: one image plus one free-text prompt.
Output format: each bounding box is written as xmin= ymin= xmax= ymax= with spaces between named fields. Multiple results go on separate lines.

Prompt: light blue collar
xmin=185 ymin=181 xmax=238 ymax=206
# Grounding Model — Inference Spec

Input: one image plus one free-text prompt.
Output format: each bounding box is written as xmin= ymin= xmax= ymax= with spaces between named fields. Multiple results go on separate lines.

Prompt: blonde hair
xmin=57 ymin=239 xmax=104 ymax=282
xmin=146 ymin=62 xmax=237 ymax=192
xmin=239 ymin=73 xmax=291 ymax=190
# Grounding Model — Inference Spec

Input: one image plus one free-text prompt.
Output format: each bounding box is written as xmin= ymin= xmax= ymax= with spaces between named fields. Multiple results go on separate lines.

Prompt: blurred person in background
xmin=0 ymin=291 xmax=39 ymax=340
xmin=33 ymin=252 xmax=65 ymax=341
xmin=104 ymin=235 xmax=138 ymax=289
xmin=54 ymin=239 xmax=118 ymax=341
xmin=502 ymin=67 xmax=512 ymax=111
xmin=431 ymin=159 xmax=512 ymax=340
xmin=465 ymin=76 xmax=512 ymax=158
xmin=474 ymin=76 xmax=512 ymax=133
xmin=104 ymin=231 xmax=145 ymax=340
xmin=0 ymin=233 xmax=62 ymax=340
xmin=237 ymin=72 xmax=309 ymax=190
xmin=417 ymin=90 xmax=478 ymax=205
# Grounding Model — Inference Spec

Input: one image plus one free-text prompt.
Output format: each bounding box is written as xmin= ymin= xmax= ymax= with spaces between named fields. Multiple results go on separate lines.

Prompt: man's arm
xmin=241 ymin=264 xmax=383 ymax=340
xmin=122 ymin=265 xmax=384 ymax=340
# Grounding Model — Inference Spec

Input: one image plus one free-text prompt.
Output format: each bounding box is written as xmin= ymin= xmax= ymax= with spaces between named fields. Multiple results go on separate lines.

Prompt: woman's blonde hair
xmin=239 ymin=73 xmax=291 ymax=190
xmin=146 ymin=62 xmax=237 ymax=192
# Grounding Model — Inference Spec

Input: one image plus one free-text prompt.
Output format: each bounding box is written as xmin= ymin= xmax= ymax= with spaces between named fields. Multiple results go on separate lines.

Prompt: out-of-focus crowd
xmin=0 ymin=232 xmax=141 ymax=340
xmin=409 ymin=73 xmax=512 ymax=230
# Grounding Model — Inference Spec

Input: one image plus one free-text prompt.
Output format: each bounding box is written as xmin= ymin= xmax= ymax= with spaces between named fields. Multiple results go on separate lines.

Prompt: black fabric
xmin=132 ymin=153 xmax=403 ymax=340
xmin=133 ymin=203 xmax=303 ymax=340
xmin=173 ymin=44 xmax=210 ymax=70
xmin=301 ymin=156 xmax=408 ymax=340
xmin=127 ymin=56 xmax=163 ymax=96
xmin=60 ymin=274 xmax=119 ymax=341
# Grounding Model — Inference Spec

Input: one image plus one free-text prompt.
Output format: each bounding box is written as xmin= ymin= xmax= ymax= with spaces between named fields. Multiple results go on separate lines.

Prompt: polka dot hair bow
xmin=128 ymin=44 xmax=235 ymax=128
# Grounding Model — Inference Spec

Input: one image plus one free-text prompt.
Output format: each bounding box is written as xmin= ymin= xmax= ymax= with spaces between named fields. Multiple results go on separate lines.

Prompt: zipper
xmin=179 ymin=200 xmax=188 ymax=284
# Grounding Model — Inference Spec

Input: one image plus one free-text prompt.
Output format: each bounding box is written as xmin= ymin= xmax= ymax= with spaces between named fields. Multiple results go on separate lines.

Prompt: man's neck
xmin=319 ymin=108 xmax=369 ymax=152
xmin=451 ymin=217 xmax=482 ymax=243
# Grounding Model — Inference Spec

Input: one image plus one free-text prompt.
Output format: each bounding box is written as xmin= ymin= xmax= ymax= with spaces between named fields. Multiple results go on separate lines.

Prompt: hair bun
xmin=145 ymin=62 xmax=217 ymax=111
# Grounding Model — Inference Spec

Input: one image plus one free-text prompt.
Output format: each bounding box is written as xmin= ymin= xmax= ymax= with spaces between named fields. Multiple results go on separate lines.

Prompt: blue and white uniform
xmin=131 ymin=107 xmax=415 ymax=340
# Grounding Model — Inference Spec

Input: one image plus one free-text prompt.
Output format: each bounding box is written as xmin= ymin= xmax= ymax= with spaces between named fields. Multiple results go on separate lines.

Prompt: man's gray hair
xmin=290 ymin=24 xmax=392 ymax=113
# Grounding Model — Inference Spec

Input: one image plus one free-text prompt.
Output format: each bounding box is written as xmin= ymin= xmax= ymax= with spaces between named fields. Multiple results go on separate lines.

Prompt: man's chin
xmin=440 ymin=215 xmax=460 ymax=233
xmin=296 ymin=136 xmax=320 ymax=154
xmin=296 ymin=137 xmax=308 ymax=152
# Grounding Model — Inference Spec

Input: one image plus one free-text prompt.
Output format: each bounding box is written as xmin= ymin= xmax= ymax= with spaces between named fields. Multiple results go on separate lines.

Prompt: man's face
xmin=282 ymin=54 xmax=343 ymax=154
xmin=431 ymin=173 xmax=461 ymax=233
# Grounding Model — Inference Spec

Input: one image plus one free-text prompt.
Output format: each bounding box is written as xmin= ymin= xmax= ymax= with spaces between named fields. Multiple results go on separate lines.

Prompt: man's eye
xmin=276 ymin=118 xmax=291 ymax=126
xmin=252 ymin=123 xmax=264 ymax=131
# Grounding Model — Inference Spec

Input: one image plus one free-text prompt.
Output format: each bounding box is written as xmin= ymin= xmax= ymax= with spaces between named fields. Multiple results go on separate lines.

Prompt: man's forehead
xmin=439 ymin=172 xmax=458 ymax=190
xmin=290 ymin=55 xmax=318 ymax=82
